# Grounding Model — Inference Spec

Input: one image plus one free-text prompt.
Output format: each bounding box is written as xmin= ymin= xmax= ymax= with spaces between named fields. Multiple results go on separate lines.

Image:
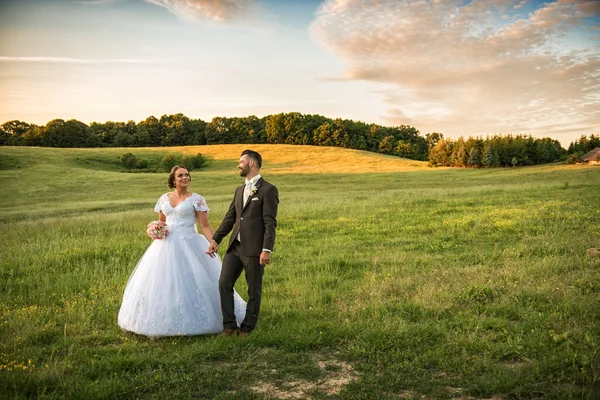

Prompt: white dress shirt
xmin=243 ymin=174 xmax=261 ymax=206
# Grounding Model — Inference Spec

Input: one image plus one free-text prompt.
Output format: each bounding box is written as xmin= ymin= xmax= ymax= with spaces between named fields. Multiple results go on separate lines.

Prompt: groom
xmin=207 ymin=150 xmax=279 ymax=337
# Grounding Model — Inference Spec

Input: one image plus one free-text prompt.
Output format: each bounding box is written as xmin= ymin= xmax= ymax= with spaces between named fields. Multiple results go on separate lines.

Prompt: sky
xmin=0 ymin=0 xmax=599 ymax=146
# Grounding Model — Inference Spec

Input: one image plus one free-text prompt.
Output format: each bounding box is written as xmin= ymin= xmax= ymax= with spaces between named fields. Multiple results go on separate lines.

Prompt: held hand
xmin=205 ymin=240 xmax=219 ymax=258
xmin=259 ymin=251 xmax=271 ymax=266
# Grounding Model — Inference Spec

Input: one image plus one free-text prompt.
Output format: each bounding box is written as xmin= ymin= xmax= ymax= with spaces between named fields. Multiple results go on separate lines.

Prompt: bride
xmin=118 ymin=165 xmax=246 ymax=337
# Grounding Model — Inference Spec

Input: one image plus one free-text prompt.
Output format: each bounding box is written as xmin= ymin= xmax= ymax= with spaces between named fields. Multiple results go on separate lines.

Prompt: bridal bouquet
xmin=146 ymin=220 xmax=168 ymax=240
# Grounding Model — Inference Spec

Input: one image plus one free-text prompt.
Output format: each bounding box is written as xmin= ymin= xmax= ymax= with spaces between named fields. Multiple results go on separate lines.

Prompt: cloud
xmin=382 ymin=108 xmax=414 ymax=125
xmin=145 ymin=0 xmax=257 ymax=22
xmin=310 ymin=0 xmax=600 ymax=141
xmin=0 ymin=57 xmax=150 ymax=64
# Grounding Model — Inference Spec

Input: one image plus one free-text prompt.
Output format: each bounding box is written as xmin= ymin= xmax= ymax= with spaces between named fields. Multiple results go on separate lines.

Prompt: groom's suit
xmin=215 ymin=177 xmax=278 ymax=257
xmin=213 ymin=177 xmax=279 ymax=333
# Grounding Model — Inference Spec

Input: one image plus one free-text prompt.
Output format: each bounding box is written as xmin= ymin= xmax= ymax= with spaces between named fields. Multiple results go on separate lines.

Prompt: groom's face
xmin=238 ymin=155 xmax=251 ymax=177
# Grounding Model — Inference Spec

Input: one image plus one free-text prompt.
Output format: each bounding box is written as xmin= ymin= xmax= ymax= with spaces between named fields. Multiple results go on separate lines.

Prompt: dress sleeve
xmin=192 ymin=193 xmax=209 ymax=212
xmin=154 ymin=194 xmax=167 ymax=213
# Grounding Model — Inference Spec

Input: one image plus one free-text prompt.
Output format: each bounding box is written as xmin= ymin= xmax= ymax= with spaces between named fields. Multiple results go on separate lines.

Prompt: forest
xmin=1 ymin=113 xmax=598 ymax=167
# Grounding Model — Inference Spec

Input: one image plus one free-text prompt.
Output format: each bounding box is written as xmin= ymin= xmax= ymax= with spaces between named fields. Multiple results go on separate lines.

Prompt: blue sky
xmin=1 ymin=0 xmax=598 ymax=146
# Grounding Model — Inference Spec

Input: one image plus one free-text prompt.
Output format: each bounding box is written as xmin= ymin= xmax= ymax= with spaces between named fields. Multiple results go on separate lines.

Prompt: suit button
xmin=240 ymin=217 xmax=244 ymax=220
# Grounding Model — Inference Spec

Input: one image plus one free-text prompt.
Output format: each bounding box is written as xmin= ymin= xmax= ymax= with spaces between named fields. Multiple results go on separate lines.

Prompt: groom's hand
xmin=259 ymin=251 xmax=271 ymax=266
xmin=206 ymin=240 xmax=219 ymax=258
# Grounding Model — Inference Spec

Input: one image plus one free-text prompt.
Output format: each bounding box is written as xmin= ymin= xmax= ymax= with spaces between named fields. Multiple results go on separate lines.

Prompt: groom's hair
xmin=241 ymin=150 xmax=262 ymax=169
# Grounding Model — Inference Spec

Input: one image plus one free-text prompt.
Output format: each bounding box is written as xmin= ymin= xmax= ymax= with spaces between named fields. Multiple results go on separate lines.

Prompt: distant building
xmin=581 ymin=148 xmax=600 ymax=165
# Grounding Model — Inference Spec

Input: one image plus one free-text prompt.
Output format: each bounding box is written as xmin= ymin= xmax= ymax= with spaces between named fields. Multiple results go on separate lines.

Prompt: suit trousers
xmin=219 ymin=240 xmax=264 ymax=332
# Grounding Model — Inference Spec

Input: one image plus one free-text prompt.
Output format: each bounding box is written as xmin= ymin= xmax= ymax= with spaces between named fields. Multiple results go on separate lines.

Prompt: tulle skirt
xmin=118 ymin=231 xmax=246 ymax=337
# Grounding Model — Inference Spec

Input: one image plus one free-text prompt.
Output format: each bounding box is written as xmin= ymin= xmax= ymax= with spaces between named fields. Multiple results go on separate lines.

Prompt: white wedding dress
xmin=118 ymin=193 xmax=246 ymax=337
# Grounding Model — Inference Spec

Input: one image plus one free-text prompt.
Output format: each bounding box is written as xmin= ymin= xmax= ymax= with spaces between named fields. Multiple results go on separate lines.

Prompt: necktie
xmin=243 ymin=182 xmax=252 ymax=205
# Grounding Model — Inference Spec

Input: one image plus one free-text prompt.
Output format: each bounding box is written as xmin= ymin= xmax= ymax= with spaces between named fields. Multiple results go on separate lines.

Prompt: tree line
xmin=0 ymin=113 xmax=428 ymax=161
xmin=1 ymin=113 xmax=596 ymax=167
xmin=566 ymin=134 xmax=600 ymax=160
xmin=427 ymin=134 xmax=566 ymax=167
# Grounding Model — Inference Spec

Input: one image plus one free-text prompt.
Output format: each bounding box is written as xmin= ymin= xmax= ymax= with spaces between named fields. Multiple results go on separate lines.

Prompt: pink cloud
xmin=310 ymin=0 xmax=600 ymax=142
xmin=146 ymin=0 xmax=256 ymax=22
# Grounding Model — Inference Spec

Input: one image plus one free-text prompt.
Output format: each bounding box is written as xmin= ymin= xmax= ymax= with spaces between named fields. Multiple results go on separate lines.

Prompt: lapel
xmin=235 ymin=185 xmax=244 ymax=213
xmin=242 ymin=177 xmax=264 ymax=212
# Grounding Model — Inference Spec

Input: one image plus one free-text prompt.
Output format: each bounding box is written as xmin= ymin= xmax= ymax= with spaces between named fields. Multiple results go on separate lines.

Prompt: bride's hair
xmin=167 ymin=165 xmax=191 ymax=189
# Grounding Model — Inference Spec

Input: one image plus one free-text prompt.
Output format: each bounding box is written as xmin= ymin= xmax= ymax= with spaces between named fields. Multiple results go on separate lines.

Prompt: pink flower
xmin=147 ymin=220 xmax=168 ymax=240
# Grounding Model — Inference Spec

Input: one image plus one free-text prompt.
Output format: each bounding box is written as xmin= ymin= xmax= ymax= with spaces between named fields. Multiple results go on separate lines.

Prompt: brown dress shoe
xmin=237 ymin=331 xmax=250 ymax=338
xmin=219 ymin=328 xmax=238 ymax=337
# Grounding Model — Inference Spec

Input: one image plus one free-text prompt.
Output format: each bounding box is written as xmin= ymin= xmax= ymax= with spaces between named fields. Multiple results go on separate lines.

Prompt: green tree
xmin=426 ymin=132 xmax=443 ymax=150
xmin=121 ymin=153 xmax=138 ymax=169
xmin=0 ymin=126 xmax=7 ymax=145
xmin=505 ymin=135 xmax=529 ymax=166
xmin=482 ymin=141 xmax=500 ymax=167
xmin=313 ymin=122 xmax=335 ymax=146
xmin=240 ymin=115 xmax=265 ymax=144
xmin=21 ymin=126 xmax=44 ymax=146
xmin=161 ymin=153 xmax=182 ymax=171
xmin=567 ymin=134 xmax=599 ymax=154
xmin=429 ymin=138 xmax=452 ymax=166
xmin=0 ymin=113 xmax=428 ymax=160
xmin=378 ymin=135 xmax=395 ymax=154
xmin=180 ymin=153 xmax=207 ymax=170
xmin=205 ymin=117 xmax=235 ymax=144
xmin=90 ymin=121 xmax=132 ymax=147
xmin=39 ymin=119 xmax=100 ymax=147
xmin=468 ymin=146 xmax=481 ymax=168
xmin=388 ymin=125 xmax=426 ymax=160
xmin=566 ymin=153 xmax=582 ymax=164
xmin=2 ymin=120 xmax=36 ymax=146
xmin=190 ymin=119 xmax=207 ymax=145
xmin=450 ymin=137 xmax=467 ymax=167
xmin=265 ymin=113 xmax=327 ymax=145
xmin=395 ymin=140 xmax=413 ymax=158
xmin=366 ymin=125 xmax=388 ymax=152
xmin=534 ymin=138 xmax=562 ymax=164
xmin=161 ymin=153 xmax=207 ymax=172
xmin=160 ymin=113 xmax=195 ymax=146
xmin=135 ymin=116 xmax=162 ymax=146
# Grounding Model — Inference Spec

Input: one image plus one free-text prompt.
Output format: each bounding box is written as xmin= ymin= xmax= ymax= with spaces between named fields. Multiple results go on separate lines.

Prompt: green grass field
xmin=0 ymin=145 xmax=599 ymax=399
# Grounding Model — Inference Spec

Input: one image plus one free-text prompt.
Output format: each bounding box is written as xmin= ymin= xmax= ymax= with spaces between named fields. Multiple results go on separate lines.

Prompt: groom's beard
xmin=239 ymin=166 xmax=249 ymax=177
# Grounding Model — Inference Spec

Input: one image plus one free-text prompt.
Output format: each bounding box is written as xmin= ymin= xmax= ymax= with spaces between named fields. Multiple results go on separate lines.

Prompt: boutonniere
xmin=248 ymin=185 xmax=258 ymax=196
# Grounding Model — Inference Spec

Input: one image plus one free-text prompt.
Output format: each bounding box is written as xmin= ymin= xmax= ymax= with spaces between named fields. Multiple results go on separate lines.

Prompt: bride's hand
xmin=205 ymin=240 xmax=219 ymax=258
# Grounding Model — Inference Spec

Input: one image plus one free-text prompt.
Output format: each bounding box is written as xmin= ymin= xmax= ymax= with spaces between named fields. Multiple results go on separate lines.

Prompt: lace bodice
xmin=154 ymin=193 xmax=209 ymax=238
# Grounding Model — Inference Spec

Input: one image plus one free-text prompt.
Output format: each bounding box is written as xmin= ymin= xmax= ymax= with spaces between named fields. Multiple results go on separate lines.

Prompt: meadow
xmin=0 ymin=145 xmax=598 ymax=399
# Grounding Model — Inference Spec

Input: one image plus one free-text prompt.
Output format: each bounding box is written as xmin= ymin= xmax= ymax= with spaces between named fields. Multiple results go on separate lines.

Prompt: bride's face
xmin=174 ymin=168 xmax=191 ymax=188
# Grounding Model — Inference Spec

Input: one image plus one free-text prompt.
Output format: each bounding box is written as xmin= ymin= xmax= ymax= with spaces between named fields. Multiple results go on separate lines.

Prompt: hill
xmin=0 ymin=144 xmax=428 ymax=174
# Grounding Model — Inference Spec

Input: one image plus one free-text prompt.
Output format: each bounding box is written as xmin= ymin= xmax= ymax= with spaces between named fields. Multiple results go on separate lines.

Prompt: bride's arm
xmin=196 ymin=211 xmax=214 ymax=239
xmin=158 ymin=211 xmax=166 ymax=223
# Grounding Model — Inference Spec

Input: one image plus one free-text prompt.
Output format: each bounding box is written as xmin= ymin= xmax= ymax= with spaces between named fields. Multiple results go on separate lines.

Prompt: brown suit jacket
xmin=213 ymin=177 xmax=279 ymax=257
